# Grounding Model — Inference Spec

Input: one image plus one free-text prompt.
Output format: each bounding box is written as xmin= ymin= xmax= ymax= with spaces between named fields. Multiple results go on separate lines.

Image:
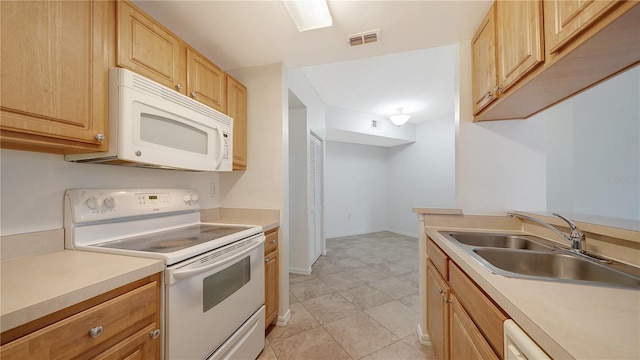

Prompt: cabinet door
xmin=226 ymin=75 xmax=248 ymax=170
xmin=544 ymin=0 xmax=622 ymax=54
xmin=472 ymin=4 xmax=498 ymax=115
xmin=92 ymin=323 xmax=160 ymax=360
xmin=426 ymin=260 xmax=449 ymax=360
xmin=449 ymin=296 xmax=499 ymax=360
xmin=117 ymin=0 xmax=186 ymax=94
xmin=0 ymin=0 xmax=110 ymax=154
xmin=496 ymin=0 xmax=544 ymax=92
xmin=264 ymin=249 xmax=279 ymax=328
xmin=187 ymin=48 xmax=227 ymax=112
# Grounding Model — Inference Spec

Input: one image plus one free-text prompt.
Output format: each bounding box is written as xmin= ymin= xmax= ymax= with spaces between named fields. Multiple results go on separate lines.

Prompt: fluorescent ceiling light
xmin=389 ymin=107 xmax=410 ymax=126
xmin=283 ymin=0 xmax=333 ymax=32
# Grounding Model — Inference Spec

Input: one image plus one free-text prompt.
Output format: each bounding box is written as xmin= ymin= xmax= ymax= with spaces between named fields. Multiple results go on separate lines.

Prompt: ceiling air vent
xmin=348 ymin=29 xmax=380 ymax=47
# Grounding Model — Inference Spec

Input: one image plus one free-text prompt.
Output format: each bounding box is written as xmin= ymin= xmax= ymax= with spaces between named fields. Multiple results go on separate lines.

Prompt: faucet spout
xmin=507 ymin=212 xmax=585 ymax=253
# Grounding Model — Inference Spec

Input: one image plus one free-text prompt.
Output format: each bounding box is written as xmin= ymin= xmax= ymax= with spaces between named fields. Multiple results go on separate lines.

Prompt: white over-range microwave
xmin=66 ymin=68 xmax=233 ymax=171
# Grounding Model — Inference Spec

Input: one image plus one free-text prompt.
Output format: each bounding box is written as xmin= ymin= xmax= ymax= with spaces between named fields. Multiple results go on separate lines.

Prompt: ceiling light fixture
xmin=389 ymin=107 xmax=410 ymax=126
xmin=283 ymin=0 xmax=333 ymax=32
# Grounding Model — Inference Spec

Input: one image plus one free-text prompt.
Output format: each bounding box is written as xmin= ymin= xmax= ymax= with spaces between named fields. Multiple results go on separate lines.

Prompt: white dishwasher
xmin=504 ymin=320 xmax=550 ymax=360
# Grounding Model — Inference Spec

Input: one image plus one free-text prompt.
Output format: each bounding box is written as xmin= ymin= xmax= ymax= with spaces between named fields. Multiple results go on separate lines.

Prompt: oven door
xmin=165 ymin=233 xmax=265 ymax=360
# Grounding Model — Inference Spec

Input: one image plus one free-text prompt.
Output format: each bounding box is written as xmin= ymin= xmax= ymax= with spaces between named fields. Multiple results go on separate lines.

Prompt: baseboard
xmin=289 ymin=267 xmax=312 ymax=275
xmin=417 ymin=324 xmax=432 ymax=346
xmin=276 ymin=308 xmax=291 ymax=326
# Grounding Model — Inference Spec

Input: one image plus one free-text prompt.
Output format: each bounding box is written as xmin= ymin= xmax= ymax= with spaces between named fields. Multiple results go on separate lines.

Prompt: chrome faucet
xmin=507 ymin=212 xmax=586 ymax=253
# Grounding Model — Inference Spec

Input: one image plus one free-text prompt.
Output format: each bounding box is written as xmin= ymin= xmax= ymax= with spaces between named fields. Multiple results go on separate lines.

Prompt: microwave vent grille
xmin=130 ymin=75 xmax=232 ymax=127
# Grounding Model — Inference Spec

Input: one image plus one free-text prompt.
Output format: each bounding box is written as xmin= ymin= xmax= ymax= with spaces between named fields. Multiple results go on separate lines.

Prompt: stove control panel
xmin=65 ymin=188 xmax=200 ymax=223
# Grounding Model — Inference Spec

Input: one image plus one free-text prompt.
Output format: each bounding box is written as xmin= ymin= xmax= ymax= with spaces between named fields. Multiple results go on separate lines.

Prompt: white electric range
xmin=64 ymin=188 xmax=265 ymax=360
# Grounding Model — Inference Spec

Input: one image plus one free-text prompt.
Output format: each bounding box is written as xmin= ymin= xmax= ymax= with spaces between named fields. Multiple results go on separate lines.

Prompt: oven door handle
xmin=172 ymin=238 xmax=263 ymax=280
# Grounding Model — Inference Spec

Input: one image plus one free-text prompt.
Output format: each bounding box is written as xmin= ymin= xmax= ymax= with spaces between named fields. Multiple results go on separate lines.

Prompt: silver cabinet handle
xmin=484 ymin=91 xmax=494 ymax=100
xmin=176 ymin=83 xmax=183 ymax=91
xmin=438 ymin=288 xmax=445 ymax=295
xmin=270 ymin=239 xmax=276 ymax=244
xmin=94 ymin=133 xmax=105 ymax=142
xmin=149 ymin=329 xmax=161 ymax=339
xmin=265 ymin=257 xmax=275 ymax=264
xmin=191 ymin=91 xmax=197 ymax=98
xmin=89 ymin=325 xmax=104 ymax=338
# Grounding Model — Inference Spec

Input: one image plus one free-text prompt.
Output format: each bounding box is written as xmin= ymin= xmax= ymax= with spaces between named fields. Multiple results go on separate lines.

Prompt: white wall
xmin=546 ymin=65 xmax=640 ymax=220
xmin=0 ymin=149 xmax=219 ymax=236
xmin=219 ymin=63 xmax=285 ymax=210
xmin=325 ymin=141 xmax=388 ymax=238
xmin=287 ymin=68 xmax=328 ymax=273
xmin=387 ymin=115 xmax=457 ymax=237
xmin=288 ymin=106 xmax=311 ymax=273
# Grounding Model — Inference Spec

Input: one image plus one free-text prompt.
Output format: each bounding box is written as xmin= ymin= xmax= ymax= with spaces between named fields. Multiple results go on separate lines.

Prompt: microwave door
xmin=119 ymin=92 xmax=223 ymax=171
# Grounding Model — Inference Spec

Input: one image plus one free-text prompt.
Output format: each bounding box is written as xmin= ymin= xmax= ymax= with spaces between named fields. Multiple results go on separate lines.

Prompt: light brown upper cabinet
xmin=187 ymin=49 xmax=227 ymax=113
xmin=545 ymin=0 xmax=622 ymax=54
xmin=117 ymin=0 xmax=187 ymax=94
xmin=226 ymin=75 xmax=248 ymax=170
xmin=473 ymin=0 xmax=639 ymax=122
xmin=471 ymin=4 xmax=498 ymax=115
xmin=0 ymin=0 xmax=112 ymax=154
xmin=495 ymin=0 xmax=544 ymax=93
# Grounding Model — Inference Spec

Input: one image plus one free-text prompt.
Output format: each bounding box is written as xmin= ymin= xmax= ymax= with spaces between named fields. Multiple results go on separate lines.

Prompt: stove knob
xmin=183 ymin=195 xmax=192 ymax=204
xmin=190 ymin=194 xmax=199 ymax=203
xmin=104 ymin=196 xmax=116 ymax=209
xmin=86 ymin=197 xmax=103 ymax=210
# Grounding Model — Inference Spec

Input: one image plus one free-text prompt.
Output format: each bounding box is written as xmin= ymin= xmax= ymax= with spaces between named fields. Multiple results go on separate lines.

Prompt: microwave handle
xmin=215 ymin=126 xmax=224 ymax=169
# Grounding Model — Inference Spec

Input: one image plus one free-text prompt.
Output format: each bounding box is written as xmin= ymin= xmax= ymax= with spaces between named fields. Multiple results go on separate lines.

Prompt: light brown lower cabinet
xmin=426 ymin=237 xmax=507 ymax=360
xmin=426 ymin=259 xmax=449 ymax=360
xmin=0 ymin=274 xmax=161 ymax=360
xmin=450 ymin=295 xmax=499 ymax=360
xmin=264 ymin=227 xmax=279 ymax=328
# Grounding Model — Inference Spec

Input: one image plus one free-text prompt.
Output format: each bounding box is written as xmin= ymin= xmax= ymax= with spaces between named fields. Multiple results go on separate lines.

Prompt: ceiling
xmin=133 ymin=0 xmax=493 ymax=124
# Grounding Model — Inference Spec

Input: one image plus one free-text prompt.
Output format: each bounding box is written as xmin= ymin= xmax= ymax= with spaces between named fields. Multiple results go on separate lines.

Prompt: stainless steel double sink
xmin=439 ymin=231 xmax=640 ymax=289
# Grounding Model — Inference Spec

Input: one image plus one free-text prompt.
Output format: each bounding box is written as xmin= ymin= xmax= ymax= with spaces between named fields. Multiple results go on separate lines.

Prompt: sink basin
xmin=444 ymin=232 xmax=552 ymax=251
xmin=473 ymin=248 xmax=640 ymax=289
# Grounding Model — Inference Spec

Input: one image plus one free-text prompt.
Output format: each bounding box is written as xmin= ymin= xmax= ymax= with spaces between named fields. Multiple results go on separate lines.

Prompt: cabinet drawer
xmin=264 ymin=228 xmax=279 ymax=254
xmin=426 ymin=237 xmax=448 ymax=280
xmin=0 ymin=281 xmax=158 ymax=359
xmin=449 ymin=262 xmax=507 ymax=359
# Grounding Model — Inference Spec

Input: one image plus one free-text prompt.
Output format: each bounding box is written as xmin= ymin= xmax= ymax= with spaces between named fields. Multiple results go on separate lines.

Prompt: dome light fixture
xmin=389 ymin=107 xmax=410 ymax=126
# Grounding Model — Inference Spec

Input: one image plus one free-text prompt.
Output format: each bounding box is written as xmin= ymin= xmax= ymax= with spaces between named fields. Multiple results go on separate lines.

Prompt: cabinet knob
xmin=265 ymin=258 xmax=275 ymax=264
xmin=270 ymin=239 xmax=276 ymax=244
xmin=94 ymin=133 xmax=105 ymax=142
xmin=191 ymin=91 xmax=197 ymax=98
xmin=484 ymin=91 xmax=494 ymax=100
xmin=438 ymin=288 xmax=445 ymax=295
xmin=176 ymin=83 xmax=183 ymax=91
xmin=89 ymin=325 xmax=104 ymax=339
xmin=149 ymin=329 xmax=161 ymax=339
xmin=445 ymin=298 xmax=453 ymax=304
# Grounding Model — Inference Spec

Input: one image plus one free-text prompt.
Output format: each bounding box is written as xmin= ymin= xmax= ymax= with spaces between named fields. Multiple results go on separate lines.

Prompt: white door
xmin=308 ymin=133 xmax=323 ymax=263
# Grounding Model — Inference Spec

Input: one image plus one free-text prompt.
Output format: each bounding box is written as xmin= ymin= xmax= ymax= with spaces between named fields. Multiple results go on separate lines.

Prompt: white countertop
xmin=0 ymin=250 xmax=164 ymax=333
xmin=426 ymin=227 xmax=640 ymax=360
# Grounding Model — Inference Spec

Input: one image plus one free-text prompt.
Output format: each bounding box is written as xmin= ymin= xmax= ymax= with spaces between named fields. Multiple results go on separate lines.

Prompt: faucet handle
xmin=552 ymin=213 xmax=585 ymax=251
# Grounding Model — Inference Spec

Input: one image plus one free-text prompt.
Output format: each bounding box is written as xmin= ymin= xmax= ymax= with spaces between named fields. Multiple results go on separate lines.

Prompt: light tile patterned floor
xmin=258 ymin=231 xmax=436 ymax=360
